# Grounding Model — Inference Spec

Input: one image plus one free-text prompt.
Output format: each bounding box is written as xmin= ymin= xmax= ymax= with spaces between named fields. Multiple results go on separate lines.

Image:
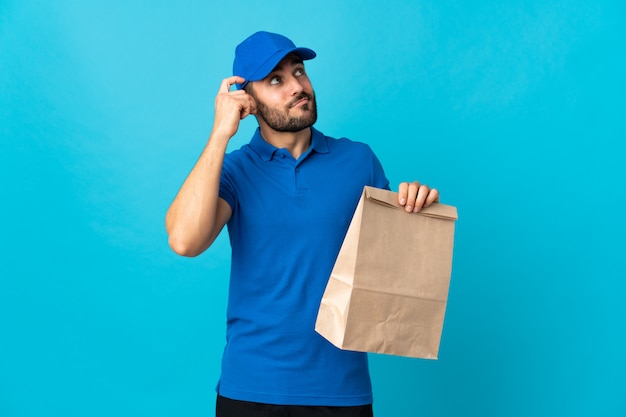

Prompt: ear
xmin=248 ymin=93 xmax=258 ymax=116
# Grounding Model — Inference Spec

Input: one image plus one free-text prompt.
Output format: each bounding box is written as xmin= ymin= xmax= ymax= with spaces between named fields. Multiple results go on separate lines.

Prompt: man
xmin=165 ymin=31 xmax=439 ymax=417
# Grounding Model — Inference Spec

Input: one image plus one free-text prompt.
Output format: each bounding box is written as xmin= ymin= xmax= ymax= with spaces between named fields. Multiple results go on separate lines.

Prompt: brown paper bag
xmin=315 ymin=186 xmax=458 ymax=359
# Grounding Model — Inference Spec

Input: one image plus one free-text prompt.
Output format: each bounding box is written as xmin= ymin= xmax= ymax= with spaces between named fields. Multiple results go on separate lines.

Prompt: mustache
xmin=288 ymin=93 xmax=313 ymax=108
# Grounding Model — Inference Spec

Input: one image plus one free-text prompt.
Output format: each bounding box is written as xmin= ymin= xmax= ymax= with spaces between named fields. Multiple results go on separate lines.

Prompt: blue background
xmin=1 ymin=1 xmax=624 ymax=416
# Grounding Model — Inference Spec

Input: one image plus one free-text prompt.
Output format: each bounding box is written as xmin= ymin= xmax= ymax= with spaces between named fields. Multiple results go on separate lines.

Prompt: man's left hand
xmin=398 ymin=181 xmax=440 ymax=213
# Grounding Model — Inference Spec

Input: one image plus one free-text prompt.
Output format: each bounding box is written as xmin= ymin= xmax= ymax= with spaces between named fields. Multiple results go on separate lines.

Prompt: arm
xmin=165 ymin=76 xmax=256 ymax=257
xmin=397 ymin=181 xmax=440 ymax=213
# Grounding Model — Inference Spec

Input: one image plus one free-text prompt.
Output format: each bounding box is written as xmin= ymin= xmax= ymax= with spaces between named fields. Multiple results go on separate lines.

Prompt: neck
xmin=258 ymin=125 xmax=312 ymax=160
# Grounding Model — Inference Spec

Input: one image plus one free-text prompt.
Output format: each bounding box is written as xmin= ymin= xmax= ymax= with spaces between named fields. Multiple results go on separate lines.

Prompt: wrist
xmin=208 ymin=130 xmax=232 ymax=149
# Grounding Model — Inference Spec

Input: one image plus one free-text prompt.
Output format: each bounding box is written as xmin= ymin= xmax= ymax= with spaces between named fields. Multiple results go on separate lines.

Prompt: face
xmin=247 ymin=54 xmax=317 ymax=132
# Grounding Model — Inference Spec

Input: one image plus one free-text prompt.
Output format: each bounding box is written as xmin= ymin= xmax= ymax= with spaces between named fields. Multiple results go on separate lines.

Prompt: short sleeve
xmin=366 ymin=144 xmax=390 ymax=191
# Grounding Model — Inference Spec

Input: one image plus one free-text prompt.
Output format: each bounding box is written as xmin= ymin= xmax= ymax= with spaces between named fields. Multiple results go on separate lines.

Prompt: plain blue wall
xmin=1 ymin=1 xmax=624 ymax=416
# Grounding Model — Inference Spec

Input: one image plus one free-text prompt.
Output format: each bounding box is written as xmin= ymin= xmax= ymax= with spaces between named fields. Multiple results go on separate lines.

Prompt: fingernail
xmin=400 ymin=198 xmax=406 ymax=205
xmin=406 ymin=205 xmax=412 ymax=212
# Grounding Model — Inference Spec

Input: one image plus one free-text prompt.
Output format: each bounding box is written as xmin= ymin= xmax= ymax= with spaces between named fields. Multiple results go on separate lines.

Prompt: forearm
xmin=165 ymin=133 xmax=230 ymax=256
xmin=166 ymin=75 xmax=253 ymax=256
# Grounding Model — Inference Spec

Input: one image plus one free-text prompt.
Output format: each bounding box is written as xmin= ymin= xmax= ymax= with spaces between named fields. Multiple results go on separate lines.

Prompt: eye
xmin=269 ymin=76 xmax=280 ymax=85
xmin=295 ymin=68 xmax=305 ymax=76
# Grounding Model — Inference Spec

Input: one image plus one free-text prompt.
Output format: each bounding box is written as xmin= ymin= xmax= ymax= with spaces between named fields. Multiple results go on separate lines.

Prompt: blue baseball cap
xmin=233 ymin=31 xmax=316 ymax=90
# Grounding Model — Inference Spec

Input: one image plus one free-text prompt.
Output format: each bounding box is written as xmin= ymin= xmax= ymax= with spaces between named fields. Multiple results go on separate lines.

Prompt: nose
xmin=287 ymin=75 xmax=304 ymax=95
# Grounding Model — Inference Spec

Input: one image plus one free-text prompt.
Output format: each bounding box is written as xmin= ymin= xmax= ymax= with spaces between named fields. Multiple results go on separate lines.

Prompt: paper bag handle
xmin=364 ymin=186 xmax=458 ymax=220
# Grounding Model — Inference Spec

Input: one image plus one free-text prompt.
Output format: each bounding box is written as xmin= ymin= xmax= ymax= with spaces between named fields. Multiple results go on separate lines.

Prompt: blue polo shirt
xmin=217 ymin=126 xmax=389 ymax=406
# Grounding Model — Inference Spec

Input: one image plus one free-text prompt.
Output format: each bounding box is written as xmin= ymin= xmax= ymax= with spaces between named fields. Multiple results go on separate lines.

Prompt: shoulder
xmin=316 ymin=129 xmax=376 ymax=156
xmin=223 ymin=144 xmax=254 ymax=166
xmin=328 ymin=137 xmax=379 ymax=164
xmin=220 ymin=146 xmax=258 ymax=186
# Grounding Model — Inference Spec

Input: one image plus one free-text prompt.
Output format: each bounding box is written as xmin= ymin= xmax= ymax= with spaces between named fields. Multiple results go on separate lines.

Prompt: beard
xmin=254 ymin=92 xmax=318 ymax=132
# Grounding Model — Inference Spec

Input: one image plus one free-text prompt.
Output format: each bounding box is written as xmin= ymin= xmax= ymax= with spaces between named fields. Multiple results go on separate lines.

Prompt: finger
xmin=413 ymin=184 xmax=430 ymax=212
xmin=219 ymin=76 xmax=246 ymax=94
xmin=424 ymin=188 xmax=440 ymax=207
xmin=405 ymin=181 xmax=420 ymax=212
xmin=398 ymin=182 xmax=409 ymax=206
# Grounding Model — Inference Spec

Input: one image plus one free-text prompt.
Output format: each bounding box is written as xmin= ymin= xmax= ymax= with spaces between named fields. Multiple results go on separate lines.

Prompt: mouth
xmin=290 ymin=95 xmax=311 ymax=108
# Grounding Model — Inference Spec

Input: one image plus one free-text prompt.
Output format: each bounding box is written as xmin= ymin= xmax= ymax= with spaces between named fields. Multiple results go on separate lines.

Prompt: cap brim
xmin=235 ymin=47 xmax=316 ymax=90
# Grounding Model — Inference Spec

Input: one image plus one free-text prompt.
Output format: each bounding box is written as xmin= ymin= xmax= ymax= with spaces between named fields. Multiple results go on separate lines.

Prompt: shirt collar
xmin=249 ymin=127 xmax=330 ymax=162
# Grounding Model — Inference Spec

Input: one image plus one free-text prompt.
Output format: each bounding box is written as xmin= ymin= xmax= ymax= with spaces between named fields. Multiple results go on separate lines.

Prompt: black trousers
xmin=216 ymin=395 xmax=374 ymax=417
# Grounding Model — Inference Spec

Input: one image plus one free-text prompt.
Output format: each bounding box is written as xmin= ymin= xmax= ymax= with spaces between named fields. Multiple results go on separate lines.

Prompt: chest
xmin=229 ymin=150 xmax=372 ymax=240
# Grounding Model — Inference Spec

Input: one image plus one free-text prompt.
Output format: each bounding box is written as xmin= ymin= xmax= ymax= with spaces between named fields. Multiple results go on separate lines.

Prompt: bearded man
xmin=165 ymin=31 xmax=439 ymax=417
